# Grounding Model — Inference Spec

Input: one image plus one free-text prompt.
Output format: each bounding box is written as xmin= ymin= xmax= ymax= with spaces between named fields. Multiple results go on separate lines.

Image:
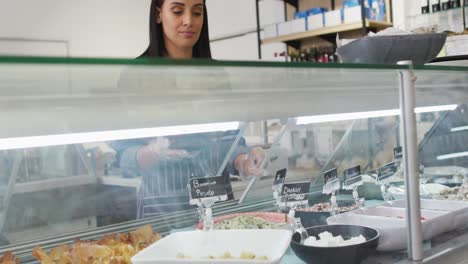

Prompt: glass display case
xmin=0 ymin=56 xmax=466 ymax=263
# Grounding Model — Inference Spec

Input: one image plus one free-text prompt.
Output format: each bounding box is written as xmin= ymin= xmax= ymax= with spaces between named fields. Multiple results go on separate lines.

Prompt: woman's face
xmin=158 ymin=0 xmax=204 ymax=51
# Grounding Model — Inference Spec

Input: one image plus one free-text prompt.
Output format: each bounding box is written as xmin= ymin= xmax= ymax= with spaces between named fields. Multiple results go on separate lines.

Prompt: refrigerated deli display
xmin=0 ymin=57 xmax=467 ymax=263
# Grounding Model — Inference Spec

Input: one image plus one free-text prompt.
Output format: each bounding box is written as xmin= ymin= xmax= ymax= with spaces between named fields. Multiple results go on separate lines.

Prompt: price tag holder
xmin=278 ymin=181 xmax=311 ymax=208
xmin=343 ymin=165 xmax=363 ymax=189
xmin=189 ymin=176 xmax=229 ymax=205
xmin=323 ymin=168 xmax=340 ymax=194
xmin=273 ymin=168 xmax=287 ymax=187
xmin=394 ymin=146 xmax=403 ymax=160
xmin=273 ymin=168 xmax=287 ymax=199
xmin=377 ymin=162 xmax=398 ymax=183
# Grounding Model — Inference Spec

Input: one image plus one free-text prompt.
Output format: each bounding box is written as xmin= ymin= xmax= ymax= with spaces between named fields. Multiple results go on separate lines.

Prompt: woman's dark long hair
xmin=141 ymin=0 xmax=212 ymax=58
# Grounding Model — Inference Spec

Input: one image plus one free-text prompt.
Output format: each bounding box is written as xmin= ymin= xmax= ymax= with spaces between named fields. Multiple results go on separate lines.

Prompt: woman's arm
xmin=109 ymin=139 xmax=147 ymax=177
xmin=207 ymin=133 xmax=264 ymax=177
xmin=233 ymin=147 xmax=265 ymax=177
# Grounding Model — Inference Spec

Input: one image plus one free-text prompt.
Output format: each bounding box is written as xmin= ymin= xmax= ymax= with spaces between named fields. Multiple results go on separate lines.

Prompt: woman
xmin=140 ymin=0 xmax=211 ymax=59
xmin=112 ymin=0 xmax=265 ymax=219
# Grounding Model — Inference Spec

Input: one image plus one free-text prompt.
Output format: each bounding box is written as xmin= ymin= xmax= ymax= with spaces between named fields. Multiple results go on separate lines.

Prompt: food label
xmin=279 ymin=181 xmax=311 ymax=207
xmin=343 ymin=165 xmax=362 ymax=187
xmin=394 ymin=146 xmax=403 ymax=160
xmin=324 ymin=168 xmax=338 ymax=184
xmin=377 ymin=162 xmax=398 ymax=182
xmin=273 ymin=168 xmax=287 ymax=186
xmin=189 ymin=176 xmax=228 ymax=205
xmin=323 ymin=168 xmax=340 ymax=194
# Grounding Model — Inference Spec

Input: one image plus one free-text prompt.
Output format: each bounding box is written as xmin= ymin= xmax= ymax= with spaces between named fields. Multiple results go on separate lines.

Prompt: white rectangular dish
xmin=131 ymin=229 xmax=292 ymax=264
xmin=387 ymin=199 xmax=468 ymax=229
xmin=327 ymin=199 xmax=468 ymax=251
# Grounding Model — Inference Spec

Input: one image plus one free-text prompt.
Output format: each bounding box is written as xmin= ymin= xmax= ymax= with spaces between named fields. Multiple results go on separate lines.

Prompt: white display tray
xmin=327 ymin=199 xmax=468 ymax=251
xmin=131 ymin=229 xmax=292 ymax=264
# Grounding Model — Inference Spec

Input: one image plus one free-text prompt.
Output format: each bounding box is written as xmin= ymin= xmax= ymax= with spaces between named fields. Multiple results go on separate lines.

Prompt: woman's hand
xmin=136 ymin=138 xmax=189 ymax=170
xmin=235 ymin=147 xmax=266 ymax=177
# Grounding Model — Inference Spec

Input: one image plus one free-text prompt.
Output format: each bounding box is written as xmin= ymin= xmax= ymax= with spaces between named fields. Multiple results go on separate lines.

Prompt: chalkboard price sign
xmin=189 ymin=176 xmax=228 ymax=205
xmin=394 ymin=146 xmax=403 ymax=160
xmin=280 ymin=182 xmax=311 ymax=204
xmin=377 ymin=162 xmax=398 ymax=182
xmin=273 ymin=168 xmax=287 ymax=186
xmin=343 ymin=165 xmax=362 ymax=187
xmin=324 ymin=168 xmax=338 ymax=184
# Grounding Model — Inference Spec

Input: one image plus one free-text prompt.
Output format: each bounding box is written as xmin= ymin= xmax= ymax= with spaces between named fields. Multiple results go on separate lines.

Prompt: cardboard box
xmin=294 ymin=10 xmax=309 ymax=19
xmin=343 ymin=6 xmax=366 ymax=23
xmin=370 ymin=0 xmax=387 ymax=21
xmin=263 ymin=24 xmax=278 ymax=39
xmin=307 ymin=13 xmax=325 ymax=30
xmin=277 ymin=21 xmax=292 ymax=36
xmin=324 ymin=10 xmax=342 ymax=27
xmin=343 ymin=3 xmax=386 ymax=24
xmin=291 ymin=18 xmax=307 ymax=33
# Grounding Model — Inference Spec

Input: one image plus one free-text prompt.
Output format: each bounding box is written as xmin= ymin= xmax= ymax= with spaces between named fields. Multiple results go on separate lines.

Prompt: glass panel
xmin=414 ymin=67 xmax=468 ymax=260
xmin=0 ymin=57 xmax=402 ymax=139
xmin=1 ymin=57 xmax=467 ymax=262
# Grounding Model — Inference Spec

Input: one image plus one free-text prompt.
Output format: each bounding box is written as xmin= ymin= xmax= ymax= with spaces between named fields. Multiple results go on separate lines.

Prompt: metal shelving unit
xmin=262 ymin=20 xmax=392 ymax=45
xmin=255 ymin=0 xmax=394 ymax=59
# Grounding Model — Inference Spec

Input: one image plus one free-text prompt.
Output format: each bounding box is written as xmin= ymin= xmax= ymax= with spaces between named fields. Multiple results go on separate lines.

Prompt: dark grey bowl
xmin=291 ymin=225 xmax=379 ymax=264
xmin=337 ymin=33 xmax=447 ymax=65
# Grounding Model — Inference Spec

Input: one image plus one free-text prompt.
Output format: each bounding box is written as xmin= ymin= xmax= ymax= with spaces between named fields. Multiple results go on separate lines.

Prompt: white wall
xmin=0 ymin=0 xmax=150 ymax=58
xmin=206 ymin=0 xmax=257 ymax=40
xmin=0 ymin=39 xmax=68 ymax=56
xmin=207 ymin=0 xmax=287 ymax=61
xmin=391 ymin=0 xmax=406 ymax=29
xmin=0 ymin=0 xmax=288 ymax=60
xmin=211 ymin=33 xmax=259 ymax=61
xmin=0 ymin=0 xmax=421 ymax=60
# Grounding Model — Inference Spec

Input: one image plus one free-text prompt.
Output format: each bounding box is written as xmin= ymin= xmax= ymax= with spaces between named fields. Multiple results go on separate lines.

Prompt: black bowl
xmin=291 ymin=225 xmax=379 ymax=264
xmin=293 ymin=201 xmax=357 ymax=228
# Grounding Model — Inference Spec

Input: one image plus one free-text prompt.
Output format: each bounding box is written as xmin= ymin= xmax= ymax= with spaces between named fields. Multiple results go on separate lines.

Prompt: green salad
xmin=214 ymin=215 xmax=282 ymax=230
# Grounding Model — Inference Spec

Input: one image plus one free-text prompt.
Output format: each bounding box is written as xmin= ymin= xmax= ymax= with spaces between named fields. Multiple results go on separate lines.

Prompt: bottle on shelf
xmin=310 ymin=48 xmax=315 ymax=62
xmin=310 ymin=48 xmax=317 ymax=62
xmin=291 ymin=46 xmax=339 ymax=64
xmin=441 ymin=0 xmax=450 ymax=10
xmin=293 ymin=51 xmax=300 ymax=62
xmin=288 ymin=52 xmax=296 ymax=62
xmin=328 ymin=47 xmax=338 ymax=63
xmin=322 ymin=48 xmax=329 ymax=63
xmin=316 ymin=48 xmax=324 ymax=63
xmin=303 ymin=48 xmax=309 ymax=62
xmin=421 ymin=0 xmax=430 ymax=13
xmin=300 ymin=50 xmax=307 ymax=62
xmin=432 ymin=0 xmax=441 ymax=12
